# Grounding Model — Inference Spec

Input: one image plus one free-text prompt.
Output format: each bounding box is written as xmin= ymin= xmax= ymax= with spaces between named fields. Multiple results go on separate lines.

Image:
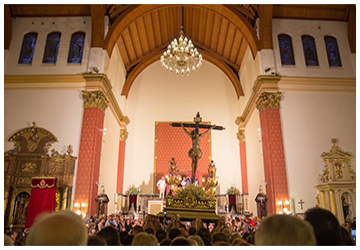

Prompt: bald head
xmin=26 ymin=210 xmax=88 ymax=246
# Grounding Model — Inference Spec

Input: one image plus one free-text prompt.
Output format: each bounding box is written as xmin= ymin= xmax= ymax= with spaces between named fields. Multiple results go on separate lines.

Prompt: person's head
xmin=119 ymin=231 xmax=129 ymax=246
xmin=159 ymin=238 xmax=172 ymax=246
xmin=145 ymin=227 xmax=155 ymax=235
xmin=340 ymin=226 xmax=355 ymax=246
xmin=188 ymin=226 xmax=197 ymax=236
xmin=25 ymin=210 xmax=88 ymax=246
xmin=197 ymin=227 xmax=211 ymax=241
xmin=4 ymin=234 xmax=14 ymax=246
xmin=187 ymin=238 xmax=198 ymax=245
xmin=132 ymin=225 xmax=144 ymax=236
xmin=97 ymin=226 xmax=120 ymax=246
xmin=304 ymin=207 xmax=341 ymax=245
xmin=169 ymin=228 xmax=181 ymax=240
xmin=170 ymin=236 xmax=191 ymax=246
xmin=188 ymin=235 xmax=204 ymax=246
xmin=87 ymin=236 xmax=107 ymax=246
xmin=212 ymin=232 xmax=230 ymax=244
xmin=255 ymin=214 xmax=316 ymax=246
xmin=132 ymin=232 xmax=157 ymax=246
xmin=212 ymin=241 xmax=231 ymax=246
xmin=123 ymin=234 xmax=134 ymax=246
xmin=161 ymin=176 xmax=165 ymax=180
xmin=155 ymin=229 xmax=167 ymax=243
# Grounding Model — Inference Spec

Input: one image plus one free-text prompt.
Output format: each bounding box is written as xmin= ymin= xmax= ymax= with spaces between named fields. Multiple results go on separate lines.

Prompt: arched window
xmin=67 ymin=31 xmax=85 ymax=64
xmin=42 ymin=32 xmax=61 ymax=64
xmin=302 ymin=35 xmax=319 ymax=66
xmin=278 ymin=34 xmax=295 ymax=66
xmin=324 ymin=36 xmax=342 ymax=67
xmin=18 ymin=32 xmax=38 ymax=64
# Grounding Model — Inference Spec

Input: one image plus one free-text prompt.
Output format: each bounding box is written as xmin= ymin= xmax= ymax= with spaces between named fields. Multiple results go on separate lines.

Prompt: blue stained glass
xmin=43 ymin=32 xmax=61 ymax=64
xmin=67 ymin=31 xmax=85 ymax=64
xmin=302 ymin=35 xmax=319 ymax=66
xmin=324 ymin=36 xmax=342 ymax=67
xmin=278 ymin=34 xmax=295 ymax=66
xmin=18 ymin=32 xmax=38 ymax=64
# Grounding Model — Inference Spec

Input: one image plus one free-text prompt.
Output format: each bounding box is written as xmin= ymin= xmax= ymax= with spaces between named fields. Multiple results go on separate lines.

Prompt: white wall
xmin=105 ymin=44 xmax=127 ymax=110
xmin=272 ymin=19 xmax=355 ymax=78
xmin=4 ymin=89 xmax=84 ymax=202
xmin=5 ymin=16 xmax=91 ymax=75
xmin=244 ymin=110 xmax=265 ymax=213
xmin=280 ymin=91 xmax=356 ymax=213
xmin=124 ymin=60 xmax=241 ymax=194
xmin=99 ymin=108 xmax=121 ymax=213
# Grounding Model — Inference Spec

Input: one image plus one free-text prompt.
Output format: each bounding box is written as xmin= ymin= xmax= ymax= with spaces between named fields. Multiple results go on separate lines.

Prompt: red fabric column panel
xmin=25 ymin=177 xmax=57 ymax=229
xmin=155 ymin=123 xmax=211 ymax=191
xmin=116 ymin=141 xmax=126 ymax=194
xmin=240 ymin=141 xmax=249 ymax=194
xmin=75 ymin=107 xmax=105 ymax=215
xmin=259 ymin=108 xmax=289 ymax=215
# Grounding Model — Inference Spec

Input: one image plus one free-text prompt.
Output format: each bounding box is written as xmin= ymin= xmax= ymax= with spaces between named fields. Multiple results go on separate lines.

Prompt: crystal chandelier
xmin=160 ymin=26 xmax=203 ymax=76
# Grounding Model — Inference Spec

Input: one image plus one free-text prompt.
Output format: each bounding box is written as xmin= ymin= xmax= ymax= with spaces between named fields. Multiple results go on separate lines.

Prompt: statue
xmin=255 ymin=185 xmax=267 ymax=218
xmin=171 ymin=112 xmax=225 ymax=183
xmin=341 ymin=195 xmax=349 ymax=221
xmin=168 ymin=157 xmax=178 ymax=176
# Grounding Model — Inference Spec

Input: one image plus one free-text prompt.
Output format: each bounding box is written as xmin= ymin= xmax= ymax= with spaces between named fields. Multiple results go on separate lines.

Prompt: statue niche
xmin=4 ymin=122 xmax=77 ymax=229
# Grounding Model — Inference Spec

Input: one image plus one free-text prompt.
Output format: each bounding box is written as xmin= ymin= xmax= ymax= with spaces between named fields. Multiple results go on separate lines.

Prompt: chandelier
xmin=160 ymin=26 xmax=203 ymax=76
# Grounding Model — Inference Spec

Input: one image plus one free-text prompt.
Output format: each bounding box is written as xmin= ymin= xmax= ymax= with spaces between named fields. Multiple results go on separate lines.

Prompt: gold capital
xmin=82 ymin=90 xmax=108 ymax=114
xmin=255 ymin=91 xmax=282 ymax=114
xmin=120 ymin=129 xmax=129 ymax=142
xmin=237 ymin=129 xmax=245 ymax=142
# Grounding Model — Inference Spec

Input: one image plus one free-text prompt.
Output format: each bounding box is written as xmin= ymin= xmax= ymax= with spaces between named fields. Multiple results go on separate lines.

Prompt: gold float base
xmin=158 ymin=206 xmax=220 ymax=221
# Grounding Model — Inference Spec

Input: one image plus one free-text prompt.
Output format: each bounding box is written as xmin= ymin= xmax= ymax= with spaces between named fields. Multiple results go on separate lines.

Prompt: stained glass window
xmin=278 ymin=34 xmax=295 ymax=66
xmin=43 ymin=32 xmax=61 ymax=64
xmin=302 ymin=35 xmax=319 ymax=66
xmin=18 ymin=32 xmax=38 ymax=64
xmin=67 ymin=31 xmax=85 ymax=64
xmin=324 ymin=36 xmax=342 ymax=67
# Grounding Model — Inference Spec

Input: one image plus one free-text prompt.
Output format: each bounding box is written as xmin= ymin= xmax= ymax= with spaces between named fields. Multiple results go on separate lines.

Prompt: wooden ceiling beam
xmin=258 ymin=4 xmax=273 ymax=50
xmin=9 ymin=4 xmax=91 ymax=17
xmin=4 ymin=4 xmax=11 ymax=50
xmin=90 ymin=5 xmax=105 ymax=48
xmin=347 ymin=5 xmax=356 ymax=53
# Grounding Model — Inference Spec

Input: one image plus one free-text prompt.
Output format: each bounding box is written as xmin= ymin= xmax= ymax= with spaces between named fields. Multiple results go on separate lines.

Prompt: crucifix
xmin=298 ymin=199 xmax=305 ymax=210
xmin=171 ymin=112 xmax=225 ymax=184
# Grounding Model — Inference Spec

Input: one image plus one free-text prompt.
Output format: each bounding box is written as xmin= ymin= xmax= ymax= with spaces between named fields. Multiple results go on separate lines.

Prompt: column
xmin=329 ymin=189 xmax=337 ymax=215
xmin=256 ymin=92 xmax=289 ymax=215
xmin=116 ymin=128 xmax=128 ymax=194
xmin=237 ymin=129 xmax=249 ymax=212
xmin=74 ymin=90 xmax=108 ymax=215
xmin=320 ymin=191 xmax=326 ymax=209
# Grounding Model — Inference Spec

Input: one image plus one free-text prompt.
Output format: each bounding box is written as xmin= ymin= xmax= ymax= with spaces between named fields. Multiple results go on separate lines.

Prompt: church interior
xmin=3 ymin=4 xmax=356 ymax=233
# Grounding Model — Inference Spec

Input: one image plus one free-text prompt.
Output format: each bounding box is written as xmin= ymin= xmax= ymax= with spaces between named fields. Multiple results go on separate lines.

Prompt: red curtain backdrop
xmin=155 ymin=122 xmax=211 ymax=191
xmin=24 ymin=177 xmax=58 ymax=229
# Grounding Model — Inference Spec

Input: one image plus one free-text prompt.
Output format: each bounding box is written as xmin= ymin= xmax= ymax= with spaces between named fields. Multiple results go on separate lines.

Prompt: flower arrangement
xmin=226 ymin=184 xmax=240 ymax=195
xmin=173 ymin=184 xmax=206 ymax=200
xmin=126 ymin=185 xmax=140 ymax=195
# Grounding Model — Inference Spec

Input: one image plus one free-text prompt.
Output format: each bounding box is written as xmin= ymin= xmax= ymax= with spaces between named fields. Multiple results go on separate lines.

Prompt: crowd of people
xmin=4 ymin=207 xmax=355 ymax=246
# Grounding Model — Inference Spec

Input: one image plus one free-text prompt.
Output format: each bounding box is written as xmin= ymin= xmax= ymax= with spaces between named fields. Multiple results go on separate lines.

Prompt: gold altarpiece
xmin=4 ymin=123 xmax=76 ymax=229
xmin=315 ymin=139 xmax=356 ymax=225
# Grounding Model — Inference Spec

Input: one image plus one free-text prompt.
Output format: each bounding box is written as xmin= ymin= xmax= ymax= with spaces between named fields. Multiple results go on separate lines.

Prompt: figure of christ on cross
xmin=171 ymin=112 xmax=225 ymax=184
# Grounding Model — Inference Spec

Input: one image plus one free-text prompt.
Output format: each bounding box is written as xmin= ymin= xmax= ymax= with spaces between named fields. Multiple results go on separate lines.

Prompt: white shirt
xmin=157 ymin=179 xmax=167 ymax=189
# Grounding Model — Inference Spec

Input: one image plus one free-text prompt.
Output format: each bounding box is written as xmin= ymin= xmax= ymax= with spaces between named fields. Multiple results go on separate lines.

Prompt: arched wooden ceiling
xmin=104 ymin=4 xmax=261 ymax=98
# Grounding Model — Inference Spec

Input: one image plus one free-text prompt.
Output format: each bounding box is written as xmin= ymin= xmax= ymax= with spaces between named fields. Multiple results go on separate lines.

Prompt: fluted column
xmin=329 ymin=189 xmax=337 ymax=215
xmin=256 ymin=91 xmax=289 ymax=215
xmin=116 ymin=128 xmax=128 ymax=194
xmin=74 ymin=90 xmax=108 ymax=214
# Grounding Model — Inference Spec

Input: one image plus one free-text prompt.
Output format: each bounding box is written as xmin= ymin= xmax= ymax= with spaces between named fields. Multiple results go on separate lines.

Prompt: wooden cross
xmin=298 ymin=199 xmax=305 ymax=210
